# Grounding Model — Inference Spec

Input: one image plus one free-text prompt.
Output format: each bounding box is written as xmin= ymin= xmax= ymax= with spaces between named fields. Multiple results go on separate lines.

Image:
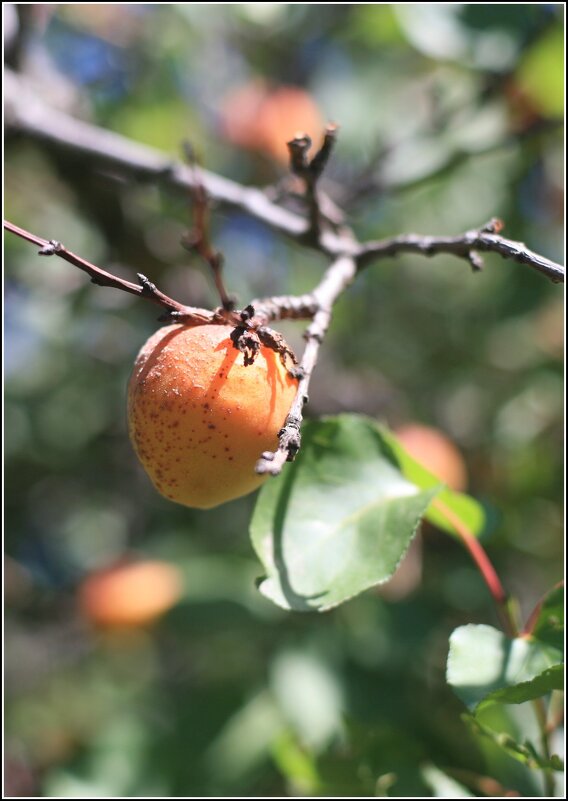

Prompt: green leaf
xmin=463 ymin=713 xmax=564 ymax=772
xmin=250 ymin=415 xmax=438 ymax=612
xmin=530 ymin=585 xmax=564 ymax=653
xmin=447 ymin=624 xmax=563 ymax=712
xmin=270 ymin=650 xmax=344 ymax=751
xmin=516 ymin=26 xmax=564 ymax=118
xmin=379 ymin=427 xmax=485 ymax=538
xmin=204 ymin=691 xmax=284 ymax=784
xmin=270 ymin=730 xmax=322 ymax=795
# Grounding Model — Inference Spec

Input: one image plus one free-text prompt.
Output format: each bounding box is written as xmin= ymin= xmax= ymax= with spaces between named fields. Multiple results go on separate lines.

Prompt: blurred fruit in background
xmin=394 ymin=423 xmax=468 ymax=492
xmin=221 ymin=80 xmax=324 ymax=163
xmin=78 ymin=559 xmax=183 ymax=628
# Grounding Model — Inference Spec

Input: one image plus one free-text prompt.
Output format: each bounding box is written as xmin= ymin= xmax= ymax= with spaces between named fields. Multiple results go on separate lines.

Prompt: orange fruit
xmin=221 ymin=80 xmax=324 ymax=163
xmin=79 ymin=560 xmax=182 ymax=628
xmin=394 ymin=423 xmax=468 ymax=492
xmin=128 ymin=324 xmax=298 ymax=509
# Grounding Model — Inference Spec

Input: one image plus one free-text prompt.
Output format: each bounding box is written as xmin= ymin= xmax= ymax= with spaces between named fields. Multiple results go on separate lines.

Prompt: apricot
xmin=221 ymin=80 xmax=324 ymax=163
xmin=79 ymin=560 xmax=183 ymax=628
xmin=394 ymin=423 xmax=468 ymax=492
xmin=127 ymin=324 xmax=298 ymax=509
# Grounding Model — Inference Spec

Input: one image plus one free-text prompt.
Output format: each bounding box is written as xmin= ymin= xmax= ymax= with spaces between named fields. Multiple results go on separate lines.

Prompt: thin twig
xmin=532 ymin=696 xmax=556 ymax=796
xmin=358 ymin=220 xmax=564 ymax=283
xmin=4 ymin=219 xmax=218 ymax=324
xmin=3 ymin=219 xmax=327 ymax=332
xmin=249 ymin=293 xmax=319 ymax=325
xmin=181 ymin=141 xmax=235 ymax=311
xmin=287 ymin=123 xmax=339 ymax=239
xmin=256 ymin=254 xmax=357 ymax=475
xmin=545 ymin=700 xmax=564 ymax=736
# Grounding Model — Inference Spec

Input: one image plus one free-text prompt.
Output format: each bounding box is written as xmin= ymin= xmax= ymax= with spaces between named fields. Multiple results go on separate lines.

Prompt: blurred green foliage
xmin=4 ymin=4 xmax=563 ymax=797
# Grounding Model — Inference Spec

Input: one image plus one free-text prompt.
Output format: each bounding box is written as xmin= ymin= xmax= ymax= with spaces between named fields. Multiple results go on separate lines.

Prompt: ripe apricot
xmin=79 ymin=560 xmax=183 ymax=628
xmin=394 ymin=423 xmax=468 ymax=492
xmin=128 ymin=324 xmax=298 ymax=509
xmin=221 ymin=80 xmax=324 ymax=163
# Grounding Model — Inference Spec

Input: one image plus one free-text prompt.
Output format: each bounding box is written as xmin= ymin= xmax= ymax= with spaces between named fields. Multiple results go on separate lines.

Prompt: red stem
xmin=521 ymin=579 xmax=564 ymax=637
xmin=433 ymin=499 xmax=517 ymax=638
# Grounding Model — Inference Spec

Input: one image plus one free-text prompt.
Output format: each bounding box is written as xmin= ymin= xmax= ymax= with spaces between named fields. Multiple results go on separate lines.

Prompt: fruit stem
xmin=432 ymin=499 xmax=517 ymax=638
xmin=521 ymin=580 xmax=563 ymax=637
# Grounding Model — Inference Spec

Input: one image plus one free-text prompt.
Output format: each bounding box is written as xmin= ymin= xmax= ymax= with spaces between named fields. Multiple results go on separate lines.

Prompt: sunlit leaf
xmin=251 ymin=415 xmax=437 ymax=611
xmin=270 ymin=730 xmax=322 ymax=795
xmin=380 ymin=427 xmax=485 ymax=537
xmin=447 ymin=624 xmax=563 ymax=712
xmin=270 ymin=650 xmax=344 ymax=751
xmin=204 ymin=691 xmax=284 ymax=784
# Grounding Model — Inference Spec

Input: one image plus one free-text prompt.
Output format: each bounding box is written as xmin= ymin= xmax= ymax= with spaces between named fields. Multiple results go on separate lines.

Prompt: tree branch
xmin=255 ymin=254 xmax=357 ymax=474
xmin=5 ymin=69 xmax=563 ymax=284
xmin=3 ymin=219 xmax=219 ymax=325
xmin=287 ymin=123 xmax=339 ymax=240
xmin=4 ymin=70 xmax=320 ymax=248
xmin=358 ymin=220 xmax=564 ymax=283
xmin=4 ymin=68 xmax=565 ymax=478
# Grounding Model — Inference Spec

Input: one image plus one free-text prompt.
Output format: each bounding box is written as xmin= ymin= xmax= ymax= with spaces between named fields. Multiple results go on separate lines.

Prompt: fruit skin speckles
xmin=127 ymin=324 xmax=298 ymax=509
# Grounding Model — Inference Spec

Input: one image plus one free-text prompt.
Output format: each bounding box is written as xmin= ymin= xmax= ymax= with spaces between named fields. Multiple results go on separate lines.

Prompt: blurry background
xmin=4 ymin=4 xmax=564 ymax=797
